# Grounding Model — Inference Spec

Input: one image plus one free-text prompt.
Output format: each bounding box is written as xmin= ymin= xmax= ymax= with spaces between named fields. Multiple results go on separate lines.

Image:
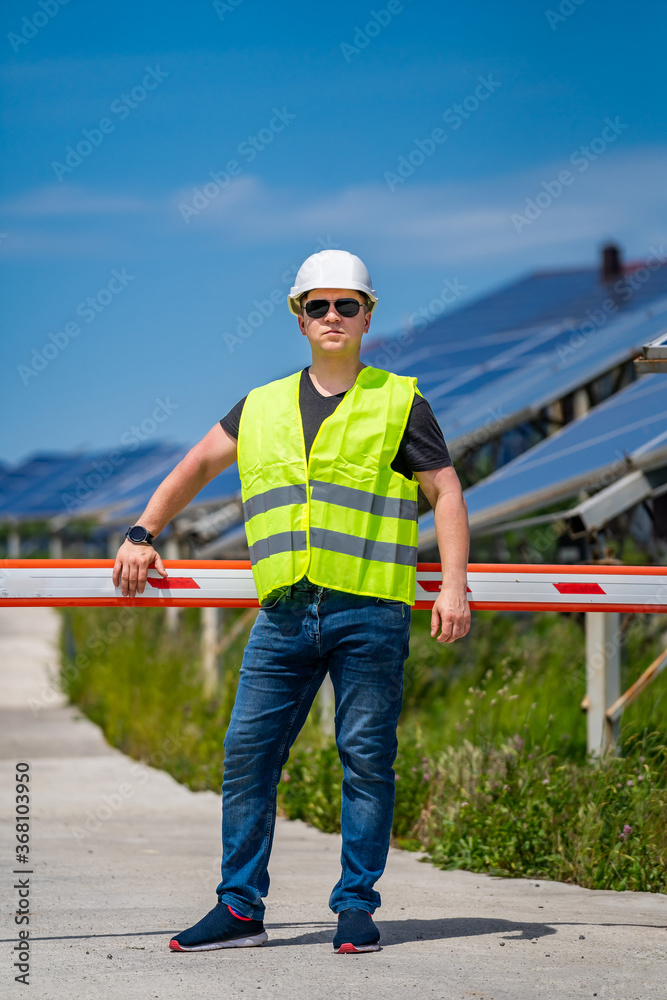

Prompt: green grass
xmin=58 ymin=604 xmax=667 ymax=892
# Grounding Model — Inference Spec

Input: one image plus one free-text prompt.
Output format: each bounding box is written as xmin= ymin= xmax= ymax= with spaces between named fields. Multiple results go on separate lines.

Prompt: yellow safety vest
xmin=237 ymin=366 xmax=420 ymax=604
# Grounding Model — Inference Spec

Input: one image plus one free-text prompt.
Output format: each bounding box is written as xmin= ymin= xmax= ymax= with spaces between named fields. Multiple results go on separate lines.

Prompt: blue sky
xmin=2 ymin=0 xmax=666 ymax=464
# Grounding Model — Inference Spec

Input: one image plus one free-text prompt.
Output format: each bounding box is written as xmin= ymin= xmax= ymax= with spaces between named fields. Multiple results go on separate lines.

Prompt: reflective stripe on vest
xmin=242 ymin=483 xmax=308 ymax=522
xmin=237 ymin=366 xmax=420 ymax=604
xmin=309 ymin=480 xmax=419 ymax=521
xmin=310 ymin=527 xmax=418 ymax=566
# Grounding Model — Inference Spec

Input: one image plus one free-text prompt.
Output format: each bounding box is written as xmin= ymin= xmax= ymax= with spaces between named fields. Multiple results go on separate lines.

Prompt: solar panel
xmin=365 ymin=263 xmax=667 ymax=374
xmin=95 ymin=467 xmax=242 ymax=525
xmin=418 ymin=374 xmax=667 ymax=545
xmin=0 ymin=444 xmax=241 ymax=522
xmin=362 ymin=262 xmax=667 ymax=446
xmin=434 ymin=298 xmax=667 ymax=454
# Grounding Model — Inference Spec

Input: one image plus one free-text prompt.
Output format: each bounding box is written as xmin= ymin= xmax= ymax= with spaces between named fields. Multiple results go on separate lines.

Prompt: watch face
xmin=128 ymin=526 xmax=148 ymax=543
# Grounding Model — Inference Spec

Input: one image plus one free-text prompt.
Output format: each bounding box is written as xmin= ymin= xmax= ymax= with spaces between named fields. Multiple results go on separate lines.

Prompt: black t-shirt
xmin=219 ymin=367 xmax=451 ymax=480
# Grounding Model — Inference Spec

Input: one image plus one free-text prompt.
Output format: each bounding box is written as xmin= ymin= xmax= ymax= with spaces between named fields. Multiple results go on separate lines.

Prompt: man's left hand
xmin=430 ymin=584 xmax=471 ymax=643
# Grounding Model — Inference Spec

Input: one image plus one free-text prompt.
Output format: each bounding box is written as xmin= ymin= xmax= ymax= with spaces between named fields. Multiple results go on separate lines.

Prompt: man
xmin=112 ymin=249 xmax=470 ymax=954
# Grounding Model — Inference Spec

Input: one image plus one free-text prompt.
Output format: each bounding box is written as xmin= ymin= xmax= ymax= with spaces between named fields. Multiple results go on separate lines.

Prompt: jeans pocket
xmin=376 ymin=597 xmax=407 ymax=617
xmin=261 ymin=587 xmax=288 ymax=610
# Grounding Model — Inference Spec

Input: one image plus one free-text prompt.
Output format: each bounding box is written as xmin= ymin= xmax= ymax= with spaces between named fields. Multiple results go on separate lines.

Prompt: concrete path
xmin=1 ymin=607 xmax=665 ymax=1000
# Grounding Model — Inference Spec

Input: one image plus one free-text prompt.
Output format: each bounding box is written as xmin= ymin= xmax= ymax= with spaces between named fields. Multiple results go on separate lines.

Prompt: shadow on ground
xmin=266 ymin=917 xmax=558 ymax=947
xmin=5 ymin=917 xmax=663 ymax=949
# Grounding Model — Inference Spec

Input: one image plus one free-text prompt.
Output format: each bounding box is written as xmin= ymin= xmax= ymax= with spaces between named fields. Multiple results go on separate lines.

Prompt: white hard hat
xmin=287 ymin=249 xmax=378 ymax=316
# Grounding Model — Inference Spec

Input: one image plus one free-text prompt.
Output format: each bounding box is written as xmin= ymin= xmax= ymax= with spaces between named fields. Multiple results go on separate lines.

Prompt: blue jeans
xmin=215 ymin=576 xmax=411 ymax=919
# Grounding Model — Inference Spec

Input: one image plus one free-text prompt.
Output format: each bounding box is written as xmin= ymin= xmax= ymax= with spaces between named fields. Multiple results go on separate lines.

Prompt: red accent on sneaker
xmin=338 ymin=943 xmax=360 ymax=954
xmin=228 ymin=905 xmax=252 ymax=921
xmin=169 ymin=939 xmax=184 ymax=951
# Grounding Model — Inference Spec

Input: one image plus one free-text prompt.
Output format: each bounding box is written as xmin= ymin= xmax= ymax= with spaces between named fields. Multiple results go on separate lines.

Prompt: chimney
xmin=600 ymin=242 xmax=623 ymax=282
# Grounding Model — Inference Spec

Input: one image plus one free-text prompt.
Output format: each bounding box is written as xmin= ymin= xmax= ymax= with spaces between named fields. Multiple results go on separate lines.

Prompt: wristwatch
xmin=125 ymin=524 xmax=155 ymax=545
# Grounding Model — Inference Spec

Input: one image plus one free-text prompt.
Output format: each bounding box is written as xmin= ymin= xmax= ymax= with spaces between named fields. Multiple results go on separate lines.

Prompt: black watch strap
xmin=125 ymin=524 xmax=155 ymax=545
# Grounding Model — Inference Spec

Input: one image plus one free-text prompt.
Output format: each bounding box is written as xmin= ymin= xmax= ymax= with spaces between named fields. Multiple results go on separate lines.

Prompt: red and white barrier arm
xmin=1 ymin=560 xmax=667 ymax=613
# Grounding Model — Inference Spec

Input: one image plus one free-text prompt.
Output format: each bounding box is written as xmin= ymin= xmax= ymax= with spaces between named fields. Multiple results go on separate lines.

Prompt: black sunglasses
xmin=304 ymin=298 xmax=364 ymax=319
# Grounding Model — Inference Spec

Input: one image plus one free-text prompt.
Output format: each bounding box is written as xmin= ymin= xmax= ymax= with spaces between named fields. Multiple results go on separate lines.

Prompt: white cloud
xmin=1 ymin=185 xmax=152 ymax=217
xmin=3 ymin=146 xmax=667 ymax=271
xmin=163 ymin=144 xmax=667 ymax=267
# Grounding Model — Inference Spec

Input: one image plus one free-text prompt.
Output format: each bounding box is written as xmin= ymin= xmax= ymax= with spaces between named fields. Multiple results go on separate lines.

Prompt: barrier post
xmin=8 ymin=529 xmax=20 ymax=558
xmin=164 ymin=538 xmax=181 ymax=631
xmin=106 ymin=531 xmax=123 ymax=559
xmin=201 ymin=606 xmax=220 ymax=697
xmin=585 ymin=612 xmax=621 ymax=754
xmin=318 ymin=674 xmax=335 ymax=738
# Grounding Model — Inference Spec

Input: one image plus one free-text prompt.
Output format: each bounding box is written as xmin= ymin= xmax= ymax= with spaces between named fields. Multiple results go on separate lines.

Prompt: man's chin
xmin=320 ymin=337 xmax=348 ymax=349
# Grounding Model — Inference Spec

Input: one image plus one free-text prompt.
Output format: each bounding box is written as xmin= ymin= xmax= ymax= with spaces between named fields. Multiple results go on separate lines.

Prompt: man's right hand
xmin=112 ymin=539 xmax=168 ymax=598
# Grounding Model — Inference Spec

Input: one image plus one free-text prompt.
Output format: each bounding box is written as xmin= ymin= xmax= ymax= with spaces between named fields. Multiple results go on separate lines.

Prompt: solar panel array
xmin=418 ymin=374 xmax=667 ymax=544
xmin=364 ymin=264 xmax=667 ymax=455
xmin=0 ymin=443 xmax=241 ymax=524
xmin=464 ymin=373 xmax=667 ymax=527
xmin=439 ymin=300 xmax=667 ymax=454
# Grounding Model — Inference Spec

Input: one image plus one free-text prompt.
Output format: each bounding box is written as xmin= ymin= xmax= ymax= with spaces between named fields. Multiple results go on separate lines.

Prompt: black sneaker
xmin=169 ymin=902 xmax=267 ymax=952
xmin=333 ymin=908 xmax=380 ymax=954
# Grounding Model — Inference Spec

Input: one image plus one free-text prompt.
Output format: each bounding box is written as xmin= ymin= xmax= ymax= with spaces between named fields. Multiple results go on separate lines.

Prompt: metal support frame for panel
xmin=585 ymin=612 xmax=621 ymax=754
xmin=568 ymin=470 xmax=654 ymax=536
xmin=458 ymin=463 xmax=667 ymax=543
xmin=634 ymin=330 xmax=667 ymax=373
xmin=605 ymin=647 xmax=667 ymax=733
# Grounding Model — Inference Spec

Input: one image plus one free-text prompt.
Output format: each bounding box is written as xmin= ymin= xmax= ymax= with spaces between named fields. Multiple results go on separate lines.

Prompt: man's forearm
xmin=133 ymin=450 xmax=212 ymax=538
xmin=433 ymin=489 xmax=469 ymax=589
